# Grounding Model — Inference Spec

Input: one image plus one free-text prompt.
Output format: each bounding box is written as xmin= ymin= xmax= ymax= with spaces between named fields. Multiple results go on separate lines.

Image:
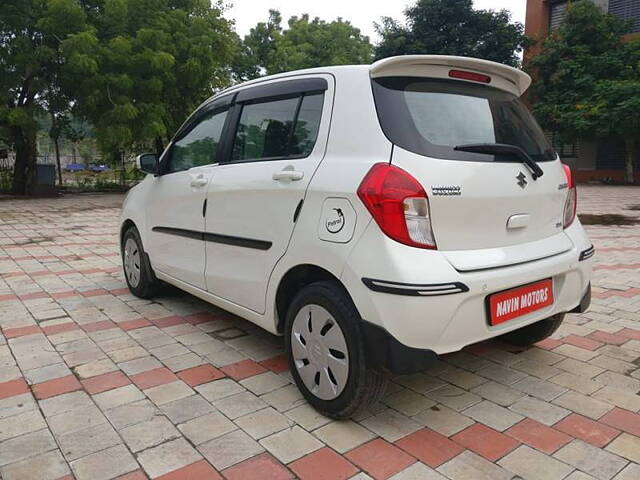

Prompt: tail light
xmin=449 ymin=69 xmax=491 ymax=84
xmin=357 ymin=163 xmax=436 ymax=249
xmin=562 ymin=163 xmax=577 ymax=228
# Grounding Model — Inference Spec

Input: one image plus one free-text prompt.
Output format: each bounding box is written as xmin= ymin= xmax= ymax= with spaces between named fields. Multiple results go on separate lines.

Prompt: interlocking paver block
xmin=600 ymin=408 xmax=640 ymax=437
xmin=154 ymin=459 xmax=222 ymax=480
xmin=57 ymin=422 xmax=121 ymax=461
xmin=505 ymin=418 xmax=572 ymax=454
xmin=509 ymin=396 xmax=571 ymax=425
xmin=554 ymin=440 xmax=628 ymax=480
xmin=314 ymin=420 xmax=376 ymax=453
xmin=0 ymin=409 xmax=47 ymax=442
xmin=345 ymin=438 xmax=416 ymax=480
xmin=179 ymin=411 xmax=237 ymax=445
xmin=290 ymin=447 xmax=358 ymax=480
xmin=47 ymin=405 xmax=107 ymax=436
xmin=554 ymin=413 xmax=621 ymax=447
xmin=235 ymin=407 xmax=290 ymax=440
xmin=2 ymin=187 xmax=640 ymax=480
xmin=395 ymin=428 xmax=464 ymax=467
xmin=70 ymin=443 xmax=138 ymax=480
xmin=360 ymin=409 xmax=422 ymax=442
xmin=0 ymin=429 xmax=58 ymax=467
xmin=120 ymin=416 xmax=180 ymax=452
xmin=437 ymin=450 xmax=513 ymax=480
xmin=199 ymin=429 xmax=264 ymax=470
xmin=81 ymin=370 xmax=131 ymax=394
xmin=605 ymin=432 xmax=640 ymax=463
xmin=498 ymin=445 xmax=573 ymax=480
xmin=176 ymin=364 xmax=225 ymax=386
xmin=260 ymin=425 xmax=323 ymax=464
xmin=222 ymin=452 xmax=293 ymax=480
xmin=136 ymin=438 xmax=202 ymax=479
xmin=0 ymin=449 xmax=70 ymax=480
xmin=462 ymin=400 xmax=524 ymax=431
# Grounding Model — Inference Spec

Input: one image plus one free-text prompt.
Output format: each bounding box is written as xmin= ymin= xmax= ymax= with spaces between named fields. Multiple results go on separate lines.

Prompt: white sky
xmin=225 ymin=0 xmax=527 ymax=42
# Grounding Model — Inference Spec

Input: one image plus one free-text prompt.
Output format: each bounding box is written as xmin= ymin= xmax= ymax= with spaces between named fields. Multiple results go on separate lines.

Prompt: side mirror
xmin=136 ymin=153 xmax=158 ymax=175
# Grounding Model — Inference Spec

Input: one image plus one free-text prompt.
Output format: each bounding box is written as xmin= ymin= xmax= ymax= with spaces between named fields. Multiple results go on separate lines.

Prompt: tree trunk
xmin=54 ymin=136 xmax=62 ymax=186
xmin=154 ymin=136 xmax=165 ymax=157
xmin=11 ymin=126 xmax=37 ymax=195
xmin=624 ymin=137 xmax=637 ymax=184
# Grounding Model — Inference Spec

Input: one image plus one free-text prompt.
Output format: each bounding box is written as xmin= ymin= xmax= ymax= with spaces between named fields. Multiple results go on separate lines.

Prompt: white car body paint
xmin=120 ymin=55 xmax=593 ymax=356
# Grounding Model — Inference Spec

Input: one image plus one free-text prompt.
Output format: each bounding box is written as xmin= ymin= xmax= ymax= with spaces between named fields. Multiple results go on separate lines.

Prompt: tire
xmin=121 ymin=226 xmax=160 ymax=299
xmin=500 ymin=313 xmax=565 ymax=347
xmin=285 ymin=281 xmax=387 ymax=419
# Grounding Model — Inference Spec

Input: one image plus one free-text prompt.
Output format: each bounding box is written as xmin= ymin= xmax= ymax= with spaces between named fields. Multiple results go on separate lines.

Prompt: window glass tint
xmin=405 ymin=90 xmax=495 ymax=147
xmin=168 ymin=109 xmax=227 ymax=173
xmin=232 ymin=97 xmax=299 ymax=161
xmin=290 ymin=94 xmax=324 ymax=156
xmin=372 ymin=77 xmax=554 ymax=162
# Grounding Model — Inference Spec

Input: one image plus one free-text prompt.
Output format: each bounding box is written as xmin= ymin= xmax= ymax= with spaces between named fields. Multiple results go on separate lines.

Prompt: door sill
xmin=154 ymin=271 xmax=276 ymax=334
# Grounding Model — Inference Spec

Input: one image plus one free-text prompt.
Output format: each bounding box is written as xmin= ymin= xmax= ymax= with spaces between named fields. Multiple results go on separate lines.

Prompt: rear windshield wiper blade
xmin=454 ymin=143 xmax=544 ymax=180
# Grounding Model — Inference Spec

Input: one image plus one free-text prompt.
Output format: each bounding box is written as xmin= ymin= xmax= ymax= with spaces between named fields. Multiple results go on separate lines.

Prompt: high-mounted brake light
xmin=449 ymin=69 xmax=491 ymax=84
xmin=562 ymin=163 xmax=577 ymax=228
xmin=357 ymin=163 xmax=436 ymax=249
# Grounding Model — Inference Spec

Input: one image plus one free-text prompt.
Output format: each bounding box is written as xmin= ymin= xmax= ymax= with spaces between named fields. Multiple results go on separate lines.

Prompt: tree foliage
xmin=0 ymin=0 xmax=92 ymax=194
xmin=528 ymin=0 xmax=640 ymax=183
xmin=374 ymin=0 xmax=527 ymax=66
xmin=235 ymin=10 xmax=373 ymax=80
xmin=64 ymin=0 xmax=236 ymax=159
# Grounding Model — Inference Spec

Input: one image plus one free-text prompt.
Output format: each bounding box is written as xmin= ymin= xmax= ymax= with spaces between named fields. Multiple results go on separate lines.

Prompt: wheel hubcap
xmin=291 ymin=305 xmax=349 ymax=400
xmin=123 ymin=238 xmax=141 ymax=288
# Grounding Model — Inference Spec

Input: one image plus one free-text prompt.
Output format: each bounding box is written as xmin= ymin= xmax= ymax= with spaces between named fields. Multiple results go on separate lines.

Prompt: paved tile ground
xmin=0 ymin=185 xmax=639 ymax=480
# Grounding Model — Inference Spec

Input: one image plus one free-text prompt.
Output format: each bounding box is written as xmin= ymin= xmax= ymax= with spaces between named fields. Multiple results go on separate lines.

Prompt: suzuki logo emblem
xmin=516 ymin=172 xmax=528 ymax=189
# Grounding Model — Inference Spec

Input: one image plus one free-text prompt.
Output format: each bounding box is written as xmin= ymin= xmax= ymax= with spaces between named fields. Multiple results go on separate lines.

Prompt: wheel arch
xmin=120 ymin=219 xmax=137 ymax=248
xmin=274 ymin=264 xmax=358 ymax=334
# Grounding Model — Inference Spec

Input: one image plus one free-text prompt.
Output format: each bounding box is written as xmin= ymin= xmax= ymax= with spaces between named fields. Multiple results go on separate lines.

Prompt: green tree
xmin=236 ymin=10 xmax=373 ymax=79
xmin=528 ymin=0 xmax=638 ymax=183
xmin=374 ymin=0 xmax=527 ymax=67
xmin=64 ymin=0 xmax=236 ymax=162
xmin=0 ymin=0 xmax=91 ymax=194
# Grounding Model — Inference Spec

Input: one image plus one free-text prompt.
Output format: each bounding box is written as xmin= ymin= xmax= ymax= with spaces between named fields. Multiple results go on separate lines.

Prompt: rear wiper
xmin=454 ymin=143 xmax=544 ymax=180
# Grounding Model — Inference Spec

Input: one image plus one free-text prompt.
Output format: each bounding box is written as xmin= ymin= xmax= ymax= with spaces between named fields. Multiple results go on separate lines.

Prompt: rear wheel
xmin=122 ymin=226 xmax=160 ymax=299
xmin=500 ymin=313 xmax=565 ymax=346
xmin=285 ymin=281 xmax=387 ymax=419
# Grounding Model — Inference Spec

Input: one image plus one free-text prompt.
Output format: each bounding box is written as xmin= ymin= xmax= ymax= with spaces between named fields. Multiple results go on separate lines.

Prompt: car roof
xmin=205 ymin=55 xmax=530 ymax=105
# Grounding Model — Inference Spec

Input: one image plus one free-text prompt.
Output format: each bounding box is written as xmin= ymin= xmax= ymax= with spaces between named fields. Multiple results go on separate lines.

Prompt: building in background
xmin=525 ymin=0 xmax=640 ymax=182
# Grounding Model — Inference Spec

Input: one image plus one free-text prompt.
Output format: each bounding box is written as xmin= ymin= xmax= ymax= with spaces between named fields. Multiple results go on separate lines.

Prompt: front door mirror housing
xmin=136 ymin=153 xmax=159 ymax=175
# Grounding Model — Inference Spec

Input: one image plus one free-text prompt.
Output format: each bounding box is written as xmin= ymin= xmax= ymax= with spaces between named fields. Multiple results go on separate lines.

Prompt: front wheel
xmin=121 ymin=226 xmax=160 ymax=299
xmin=285 ymin=281 xmax=387 ymax=419
xmin=500 ymin=313 xmax=565 ymax=346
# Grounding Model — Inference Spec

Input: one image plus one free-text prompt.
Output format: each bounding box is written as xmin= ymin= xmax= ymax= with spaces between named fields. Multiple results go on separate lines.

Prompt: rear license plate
xmin=489 ymin=279 xmax=554 ymax=326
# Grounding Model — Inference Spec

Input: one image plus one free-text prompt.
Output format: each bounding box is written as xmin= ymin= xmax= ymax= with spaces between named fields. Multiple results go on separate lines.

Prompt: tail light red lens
xmin=357 ymin=163 xmax=436 ymax=249
xmin=562 ymin=163 xmax=577 ymax=228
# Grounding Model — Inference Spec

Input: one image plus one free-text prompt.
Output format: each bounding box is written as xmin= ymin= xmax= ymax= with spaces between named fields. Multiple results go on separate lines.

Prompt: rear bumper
xmin=360 ymin=320 xmax=437 ymax=374
xmin=572 ymin=282 xmax=591 ymax=313
xmin=342 ymin=220 xmax=593 ymax=356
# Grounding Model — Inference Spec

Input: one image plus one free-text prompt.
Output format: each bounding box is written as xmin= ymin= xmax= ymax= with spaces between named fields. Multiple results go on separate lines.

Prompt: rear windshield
xmin=371 ymin=77 xmax=555 ymax=162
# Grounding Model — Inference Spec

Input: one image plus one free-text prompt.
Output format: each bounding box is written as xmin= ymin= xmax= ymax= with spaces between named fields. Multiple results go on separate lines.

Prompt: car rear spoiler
xmin=370 ymin=55 xmax=532 ymax=97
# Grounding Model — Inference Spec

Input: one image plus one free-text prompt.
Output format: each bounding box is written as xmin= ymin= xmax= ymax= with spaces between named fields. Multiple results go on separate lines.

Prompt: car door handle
xmin=273 ymin=167 xmax=304 ymax=182
xmin=190 ymin=173 xmax=209 ymax=188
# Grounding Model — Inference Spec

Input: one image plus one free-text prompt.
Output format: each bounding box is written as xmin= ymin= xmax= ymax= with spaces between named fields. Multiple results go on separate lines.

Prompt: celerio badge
xmin=431 ymin=185 xmax=461 ymax=196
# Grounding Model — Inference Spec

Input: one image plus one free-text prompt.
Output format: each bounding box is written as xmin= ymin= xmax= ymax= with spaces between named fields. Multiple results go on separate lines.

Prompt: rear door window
xmin=230 ymin=93 xmax=324 ymax=163
xmin=372 ymin=77 xmax=555 ymax=162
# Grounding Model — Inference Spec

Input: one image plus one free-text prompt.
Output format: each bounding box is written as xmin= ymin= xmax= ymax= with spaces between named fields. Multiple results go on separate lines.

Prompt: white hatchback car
xmin=121 ymin=55 xmax=593 ymax=418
